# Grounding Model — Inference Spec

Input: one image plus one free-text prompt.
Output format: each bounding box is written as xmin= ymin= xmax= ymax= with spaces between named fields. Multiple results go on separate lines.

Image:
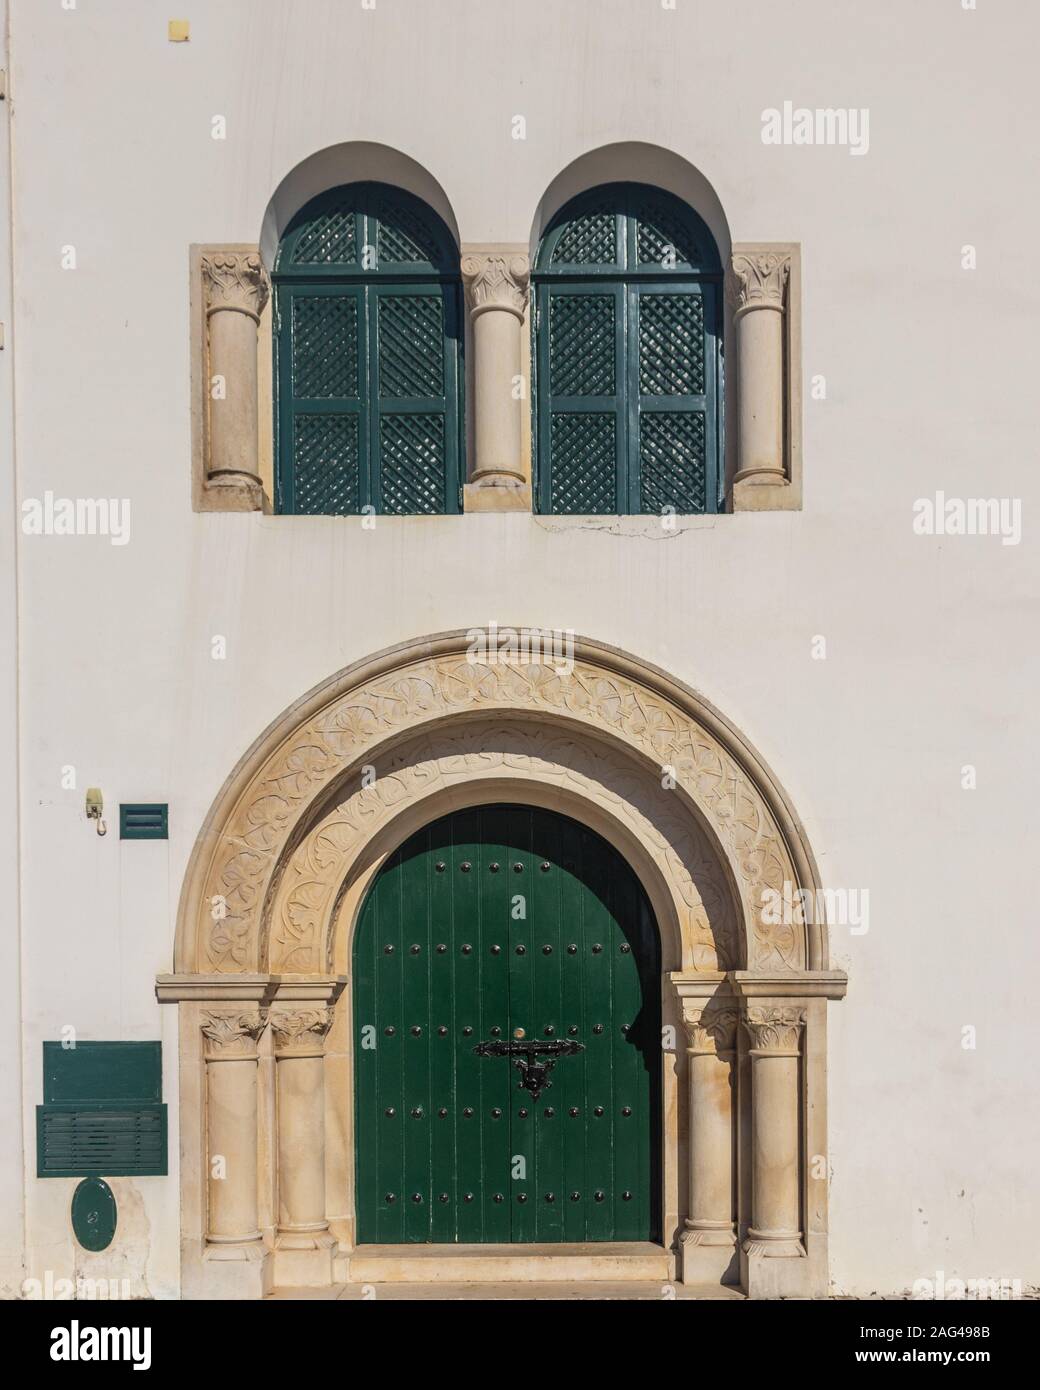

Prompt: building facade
xmin=1 ymin=0 xmax=1036 ymax=1300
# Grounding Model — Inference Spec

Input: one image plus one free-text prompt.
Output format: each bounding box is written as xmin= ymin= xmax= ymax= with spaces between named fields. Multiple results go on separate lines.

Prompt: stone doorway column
xmin=461 ymin=248 xmax=531 ymax=511
xmin=740 ymin=1002 xmax=807 ymax=1298
xmin=271 ymin=1007 xmax=337 ymax=1286
xmin=200 ymin=1010 xmax=269 ymax=1277
xmin=678 ymin=997 xmax=739 ymax=1285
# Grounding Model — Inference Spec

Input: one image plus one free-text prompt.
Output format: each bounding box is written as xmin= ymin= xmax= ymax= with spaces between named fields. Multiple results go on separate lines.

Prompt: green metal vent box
xmin=37 ymin=1042 xmax=167 ymax=1178
xmin=119 ymin=803 xmax=168 ymax=840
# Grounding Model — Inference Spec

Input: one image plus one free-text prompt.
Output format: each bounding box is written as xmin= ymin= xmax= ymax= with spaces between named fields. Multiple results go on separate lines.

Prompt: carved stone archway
xmin=158 ymin=632 xmax=845 ymax=1298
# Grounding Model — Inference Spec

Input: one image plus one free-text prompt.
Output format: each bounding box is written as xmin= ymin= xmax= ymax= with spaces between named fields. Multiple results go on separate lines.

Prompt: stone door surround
xmin=158 ymin=632 xmax=844 ymax=1297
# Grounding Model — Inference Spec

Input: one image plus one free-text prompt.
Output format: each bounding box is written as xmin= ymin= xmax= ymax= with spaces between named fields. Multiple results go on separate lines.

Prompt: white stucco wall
xmin=4 ymin=0 xmax=1037 ymax=1297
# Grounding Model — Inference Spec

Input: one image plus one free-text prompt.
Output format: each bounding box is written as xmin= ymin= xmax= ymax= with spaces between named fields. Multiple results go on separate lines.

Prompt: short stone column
xmin=461 ymin=249 xmax=531 ymax=511
xmin=680 ymin=1004 xmax=739 ymax=1284
xmin=200 ymin=1010 xmax=268 ymax=1260
xmin=201 ymin=250 xmax=270 ymax=509
xmin=271 ymin=1007 xmax=336 ymax=1286
xmin=742 ymin=1004 xmax=806 ymax=1296
xmin=727 ymin=252 xmax=790 ymax=488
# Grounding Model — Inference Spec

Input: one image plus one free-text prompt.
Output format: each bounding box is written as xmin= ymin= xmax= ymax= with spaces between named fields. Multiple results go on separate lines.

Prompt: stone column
xmin=461 ymin=249 xmax=531 ymax=511
xmin=742 ymin=1004 xmax=805 ymax=1278
xmin=200 ymin=1010 xmax=268 ymax=1256
xmin=271 ymin=1007 xmax=336 ymax=1286
xmin=727 ymin=252 xmax=790 ymax=487
xmin=201 ymin=250 xmax=270 ymax=509
xmin=679 ymin=1005 xmax=739 ymax=1283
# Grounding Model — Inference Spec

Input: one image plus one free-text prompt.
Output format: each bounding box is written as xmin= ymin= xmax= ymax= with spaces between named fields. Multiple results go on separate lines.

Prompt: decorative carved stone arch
xmin=159 ymin=633 xmax=845 ymax=1298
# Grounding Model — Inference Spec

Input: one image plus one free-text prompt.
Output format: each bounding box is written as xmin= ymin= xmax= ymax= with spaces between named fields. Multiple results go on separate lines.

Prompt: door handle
xmin=474 ymin=1038 xmax=585 ymax=1101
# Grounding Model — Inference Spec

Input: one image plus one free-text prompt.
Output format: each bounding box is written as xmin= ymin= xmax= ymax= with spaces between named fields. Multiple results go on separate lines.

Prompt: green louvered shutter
xmin=37 ymin=1042 xmax=167 ymax=1178
xmin=534 ymin=183 xmax=722 ymax=516
xmin=275 ymin=183 xmax=462 ymax=515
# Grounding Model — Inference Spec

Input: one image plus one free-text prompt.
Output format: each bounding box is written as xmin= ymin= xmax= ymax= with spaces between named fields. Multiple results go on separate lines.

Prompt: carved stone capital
xmin=742 ymin=1005 xmax=806 ymax=1055
xmin=683 ymin=1006 xmax=740 ymax=1056
xmin=270 ymin=1007 xmax=334 ymax=1057
xmin=200 ymin=1009 xmax=268 ymax=1059
xmin=726 ymin=252 xmax=790 ymax=317
xmin=201 ymin=251 xmax=271 ymax=323
xmin=461 ymin=252 xmax=530 ymax=319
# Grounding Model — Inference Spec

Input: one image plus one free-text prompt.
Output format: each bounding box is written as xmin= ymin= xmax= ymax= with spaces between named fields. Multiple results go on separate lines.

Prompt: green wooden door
xmin=354 ymin=804 xmax=661 ymax=1244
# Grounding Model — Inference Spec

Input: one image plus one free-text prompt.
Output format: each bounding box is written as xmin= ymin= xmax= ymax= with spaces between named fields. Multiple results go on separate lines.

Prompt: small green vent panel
xmin=119 ymin=804 xmax=168 ymax=840
xmin=37 ymin=1042 xmax=167 ymax=1178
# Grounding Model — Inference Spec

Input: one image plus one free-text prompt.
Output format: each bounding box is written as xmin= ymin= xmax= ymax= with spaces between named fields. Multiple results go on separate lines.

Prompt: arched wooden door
xmin=353 ymin=804 xmax=661 ymax=1244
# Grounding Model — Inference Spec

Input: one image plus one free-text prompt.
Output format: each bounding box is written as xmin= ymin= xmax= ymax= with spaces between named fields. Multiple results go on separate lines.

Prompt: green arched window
xmin=533 ymin=183 xmax=722 ymax=516
xmin=274 ymin=182 xmax=463 ymax=514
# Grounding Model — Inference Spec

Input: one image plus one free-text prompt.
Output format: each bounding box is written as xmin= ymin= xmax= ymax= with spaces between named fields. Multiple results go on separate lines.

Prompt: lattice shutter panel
xmin=374 ymin=289 xmax=453 ymax=513
xmin=544 ymin=288 xmax=619 ymax=513
xmin=378 ymin=295 xmax=445 ymax=397
xmin=292 ymin=296 xmax=359 ymax=398
xmin=280 ymin=286 xmax=363 ymax=514
xmin=639 ymin=411 xmax=707 ymax=514
xmin=293 ymin=415 xmax=360 ymax=514
xmin=377 ymin=200 xmax=442 ymax=268
xmin=287 ymin=195 xmax=359 ymax=266
xmin=635 ymin=200 xmax=705 ymax=269
xmin=549 ymin=414 xmax=617 ymax=514
xmin=635 ymin=286 xmax=711 ymax=515
xmin=549 ymin=202 xmax=619 ymax=267
xmin=550 ymin=295 xmax=615 ymax=396
xmin=379 ymin=415 xmax=446 ymax=514
xmin=638 ymin=293 xmax=704 ymax=395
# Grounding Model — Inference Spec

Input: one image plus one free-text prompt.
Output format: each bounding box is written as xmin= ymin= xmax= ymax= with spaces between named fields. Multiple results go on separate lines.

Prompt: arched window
xmin=273 ymin=182 xmax=463 ymax=514
xmin=533 ymin=182 xmax=722 ymax=516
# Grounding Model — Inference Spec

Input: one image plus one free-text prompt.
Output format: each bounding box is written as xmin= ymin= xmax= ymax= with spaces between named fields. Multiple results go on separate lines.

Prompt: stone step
xmin=339 ymin=1241 xmax=675 ymax=1284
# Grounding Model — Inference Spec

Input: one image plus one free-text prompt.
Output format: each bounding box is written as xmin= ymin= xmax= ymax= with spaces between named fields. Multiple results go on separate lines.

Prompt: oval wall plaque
xmin=71 ymin=1176 xmax=116 ymax=1252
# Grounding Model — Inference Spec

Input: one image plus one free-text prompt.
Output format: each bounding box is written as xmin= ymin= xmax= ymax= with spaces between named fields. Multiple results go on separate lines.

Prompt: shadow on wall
xmin=259 ymin=141 xmax=462 ymax=269
xmin=529 ymin=142 xmax=731 ymax=265
xmin=259 ymin=139 xmax=731 ymax=268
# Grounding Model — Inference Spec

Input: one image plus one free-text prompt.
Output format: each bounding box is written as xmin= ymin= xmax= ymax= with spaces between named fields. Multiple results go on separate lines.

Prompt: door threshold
xmin=271 ymin=1279 xmax=745 ymax=1301
xmin=339 ymin=1241 xmax=675 ymax=1283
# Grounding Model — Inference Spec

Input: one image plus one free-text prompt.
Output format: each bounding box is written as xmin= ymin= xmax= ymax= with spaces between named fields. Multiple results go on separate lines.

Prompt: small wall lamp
xmin=85 ymin=788 xmax=107 ymax=837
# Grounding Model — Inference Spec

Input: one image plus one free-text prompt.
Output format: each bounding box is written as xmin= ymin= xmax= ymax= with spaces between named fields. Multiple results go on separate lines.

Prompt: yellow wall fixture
xmin=168 ymin=20 xmax=190 ymax=42
xmin=85 ymin=788 xmax=106 ymax=837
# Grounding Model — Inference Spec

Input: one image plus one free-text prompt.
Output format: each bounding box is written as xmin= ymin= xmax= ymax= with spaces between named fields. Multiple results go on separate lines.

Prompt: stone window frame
xmin=190 ymin=239 xmax=802 ymax=516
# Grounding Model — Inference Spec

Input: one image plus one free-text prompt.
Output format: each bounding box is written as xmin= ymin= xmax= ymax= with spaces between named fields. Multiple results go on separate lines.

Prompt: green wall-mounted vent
xmin=37 ymin=1041 xmax=167 ymax=1178
xmin=119 ymin=803 xmax=168 ymax=840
